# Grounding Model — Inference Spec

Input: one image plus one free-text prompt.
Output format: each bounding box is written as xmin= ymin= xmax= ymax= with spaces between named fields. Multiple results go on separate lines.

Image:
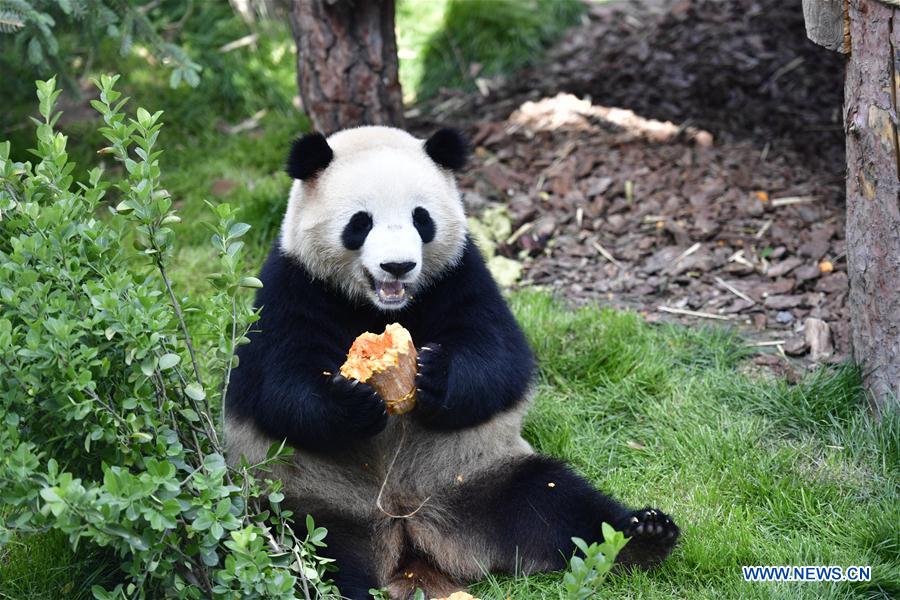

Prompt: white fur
xmin=280 ymin=126 xmax=467 ymax=310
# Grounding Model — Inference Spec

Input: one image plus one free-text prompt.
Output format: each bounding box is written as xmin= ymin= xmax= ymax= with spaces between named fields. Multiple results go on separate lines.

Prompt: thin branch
xmin=219 ymin=295 xmax=238 ymax=409
xmin=155 ymin=255 xmax=204 ymax=388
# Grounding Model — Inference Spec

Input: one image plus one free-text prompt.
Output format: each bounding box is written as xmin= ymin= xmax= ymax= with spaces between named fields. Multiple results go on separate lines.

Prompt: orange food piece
xmin=819 ymin=260 xmax=834 ymax=273
xmin=340 ymin=323 xmax=417 ymax=415
xmin=340 ymin=323 xmax=412 ymax=381
xmin=432 ymin=593 xmax=479 ymax=600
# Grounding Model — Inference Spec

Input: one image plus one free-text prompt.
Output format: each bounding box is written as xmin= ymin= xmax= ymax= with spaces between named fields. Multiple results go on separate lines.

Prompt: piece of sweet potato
xmin=340 ymin=323 xmax=418 ymax=415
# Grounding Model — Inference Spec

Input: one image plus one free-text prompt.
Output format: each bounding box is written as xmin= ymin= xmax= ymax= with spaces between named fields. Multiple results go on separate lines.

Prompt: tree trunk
xmin=290 ymin=0 xmax=405 ymax=134
xmin=845 ymin=0 xmax=900 ymax=415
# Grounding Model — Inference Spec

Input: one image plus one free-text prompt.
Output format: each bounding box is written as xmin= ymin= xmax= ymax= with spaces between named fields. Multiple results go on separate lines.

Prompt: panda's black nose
xmin=380 ymin=261 xmax=416 ymax=277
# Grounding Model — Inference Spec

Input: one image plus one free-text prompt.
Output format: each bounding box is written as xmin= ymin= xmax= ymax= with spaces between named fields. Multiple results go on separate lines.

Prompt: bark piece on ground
xmin=766 ymin=257 xmax=803 ymax=278
xmin=784 ymin=335 xmax=809 ymax=355
xmin=805 ymin=317 xmax=833 ymax=362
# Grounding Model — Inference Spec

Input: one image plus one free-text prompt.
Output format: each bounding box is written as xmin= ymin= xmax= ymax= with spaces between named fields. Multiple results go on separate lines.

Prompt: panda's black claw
xmin=327 ymin=374 xmax=388 ymax=437
xmin=415 ymin=343 xmax=450 ymax=416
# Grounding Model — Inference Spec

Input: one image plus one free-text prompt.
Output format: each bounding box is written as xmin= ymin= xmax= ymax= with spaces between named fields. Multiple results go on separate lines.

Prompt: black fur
xmin=227 ymin=237 xmax=535 ymax=451
xmin=452 ymin=455 xmax=679 ymax=573
xmin=341 ymin=211 xmax=373 ymax=250
xmin=412 ymin=207 xmax=435 ymax=243
xmin=424 ymin=128 xmax=469 ymax=171
xmin=286 ymin=133 xmax=334 ymax=180
xmin=306 ymin=511 xmax=378 ymax=599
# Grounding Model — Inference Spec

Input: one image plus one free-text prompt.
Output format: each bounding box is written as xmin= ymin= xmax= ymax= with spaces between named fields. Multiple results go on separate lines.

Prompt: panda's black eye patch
xmin=412 ymin=207 xmax=435 ymax=243
xmin=342 ymin=211 xmax=373 ymax=250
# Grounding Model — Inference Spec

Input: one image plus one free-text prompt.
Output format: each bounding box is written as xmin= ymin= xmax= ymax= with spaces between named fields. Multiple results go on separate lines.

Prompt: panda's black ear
xmin=286 ymin=133 xmax=334 ymax=180
xmin=424 ymin=128 xmax=469 ymax=171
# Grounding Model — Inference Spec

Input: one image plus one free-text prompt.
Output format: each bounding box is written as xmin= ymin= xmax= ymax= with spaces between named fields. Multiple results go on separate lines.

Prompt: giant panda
xmin=225 ymin=126 xmax=679 ymax=599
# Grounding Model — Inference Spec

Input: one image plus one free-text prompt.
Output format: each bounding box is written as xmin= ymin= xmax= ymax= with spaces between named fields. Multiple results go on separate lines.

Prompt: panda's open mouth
xmin=365 ymin=271 xmax=408 ymax=305
xmin=376 ymin=280 xmax=407 ymax=304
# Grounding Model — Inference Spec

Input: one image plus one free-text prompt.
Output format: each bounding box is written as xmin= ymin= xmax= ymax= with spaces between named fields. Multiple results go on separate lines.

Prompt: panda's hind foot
xmin=386 ymin=558 xmax=461 ymax=600
xmin=622 ymin=507 xmax=678 ymax=540
xmin=615 ymin=507 xmax=680 ymax=570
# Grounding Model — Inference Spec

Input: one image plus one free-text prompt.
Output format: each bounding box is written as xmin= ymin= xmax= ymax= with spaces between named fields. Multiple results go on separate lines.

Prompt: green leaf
xmin=572 ymin=536 xmax=590 ymax=555
xmin=136 ymin=107 xmax=151 ymax=127
xmin=114 ymin=201 xmax=133 ymax=214
xmin=228 ymin=222 xmax=251 ymax=238
xmin=179 ymin=408 xmax=200 ymax=422
xmin=158 ymin=353 xmax=180 ymax=370
xmin=238 ymin=277 xmax=263 ymax=289
xmin=140 ymin=355 xmax=157 ymax=377
xmin=184 ymin=383 xmax=205 ymax=401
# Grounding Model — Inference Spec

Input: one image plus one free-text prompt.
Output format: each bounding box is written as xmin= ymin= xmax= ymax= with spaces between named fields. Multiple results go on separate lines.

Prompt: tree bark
xmin=290 ymin=0 xmax=405 ymax=134
xmin=845 ymin=0 xmax=900 ymax=415
xmin=801 ymin=0 xmax=850 ymax=53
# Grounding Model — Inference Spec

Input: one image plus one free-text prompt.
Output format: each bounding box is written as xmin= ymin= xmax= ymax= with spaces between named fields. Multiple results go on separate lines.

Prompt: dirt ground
xmin=413 ymin=0 xmax=850 ymax=373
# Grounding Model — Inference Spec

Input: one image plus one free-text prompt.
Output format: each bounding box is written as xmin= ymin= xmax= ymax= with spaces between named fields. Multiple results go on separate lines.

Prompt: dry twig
xmin=657 ymin=306 xmax=736 ymax=321
xmin=714 ymin=277 xmax=756 ymax=304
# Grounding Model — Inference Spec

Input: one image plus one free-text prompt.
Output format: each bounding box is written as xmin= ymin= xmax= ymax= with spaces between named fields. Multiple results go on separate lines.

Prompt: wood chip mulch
xmin=412 ymin=0 xmax=850 ymax=368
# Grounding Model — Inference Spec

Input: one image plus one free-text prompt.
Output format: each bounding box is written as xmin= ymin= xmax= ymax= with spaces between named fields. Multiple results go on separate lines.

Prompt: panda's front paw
xmin=327 ymin=374 xmax=388 ymax=438
xmin=415 ymin=344 xmax=450 ymax=418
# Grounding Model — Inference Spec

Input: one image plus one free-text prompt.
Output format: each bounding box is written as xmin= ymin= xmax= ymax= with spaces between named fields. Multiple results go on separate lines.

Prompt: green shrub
xmin=563 ymin=524 xmax=629 ymax=600
xmin=0 ymin=0 xmax=200 ymax=89
xmin=0 ymin=76 xmax=336 ymax=599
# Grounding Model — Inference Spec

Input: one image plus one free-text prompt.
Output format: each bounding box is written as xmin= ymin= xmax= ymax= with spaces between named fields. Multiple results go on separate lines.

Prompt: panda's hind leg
xmin=304 ymin=513 xmax=379 ymax=600
xmin=430 ymin=455 xmax=679 ymax=577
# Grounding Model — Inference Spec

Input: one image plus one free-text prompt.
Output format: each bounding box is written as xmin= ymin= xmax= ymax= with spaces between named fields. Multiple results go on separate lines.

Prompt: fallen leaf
xmin=487 ymin=255 xmax=523 ymax=287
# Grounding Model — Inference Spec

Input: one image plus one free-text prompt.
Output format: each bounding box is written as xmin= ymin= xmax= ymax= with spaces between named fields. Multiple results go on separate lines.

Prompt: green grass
xmin=461 ymin=294 xmax=899 ymax=599
xmin=398 ymin=0 xmax=584 ymax=101
xmin=0 ymin=530 xmax=120 ymax=600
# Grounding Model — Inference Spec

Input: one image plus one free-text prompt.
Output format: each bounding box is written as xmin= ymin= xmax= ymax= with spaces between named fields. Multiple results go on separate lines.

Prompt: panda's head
xmin=280 ymin=126 xmax=469 ymax=311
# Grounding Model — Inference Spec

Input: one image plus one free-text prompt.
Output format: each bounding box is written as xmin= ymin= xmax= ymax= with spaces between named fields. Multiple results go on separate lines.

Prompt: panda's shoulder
xmin=253 ymin=243 xmax=346 ymax=329
xmin=255 ymin=243 xmax=316 ymax=303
